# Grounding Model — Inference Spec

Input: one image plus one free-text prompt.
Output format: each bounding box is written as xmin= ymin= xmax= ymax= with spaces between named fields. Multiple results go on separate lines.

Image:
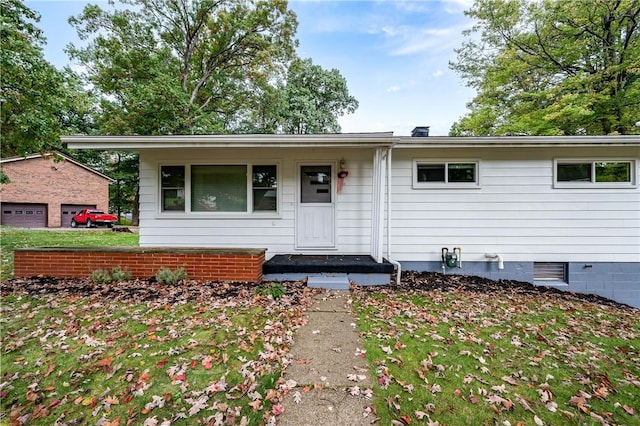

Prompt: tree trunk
xmin=132 ymin=187 xmax=140 ymax=227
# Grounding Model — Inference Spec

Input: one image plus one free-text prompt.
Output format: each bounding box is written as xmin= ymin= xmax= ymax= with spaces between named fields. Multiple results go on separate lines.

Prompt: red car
xmin=71 ymin=209 xmax=117 ymax=228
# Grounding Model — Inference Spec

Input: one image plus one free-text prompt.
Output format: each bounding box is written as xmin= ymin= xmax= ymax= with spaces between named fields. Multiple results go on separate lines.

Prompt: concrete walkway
xmin=278 ymin=290 xmax=375 ymax=426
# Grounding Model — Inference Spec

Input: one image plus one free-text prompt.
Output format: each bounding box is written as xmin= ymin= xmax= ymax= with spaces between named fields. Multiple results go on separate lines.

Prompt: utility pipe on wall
xmin=485 ymin=253 xmax=504 ymax=269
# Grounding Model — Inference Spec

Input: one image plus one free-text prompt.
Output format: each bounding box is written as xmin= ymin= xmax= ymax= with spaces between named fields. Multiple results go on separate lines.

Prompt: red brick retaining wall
xmin=13 ymin=247 xmax=265 ymax=282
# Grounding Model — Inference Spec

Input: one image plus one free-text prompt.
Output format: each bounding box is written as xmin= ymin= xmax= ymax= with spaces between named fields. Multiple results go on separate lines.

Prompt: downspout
xmin=385 ymin=146 xmax=401 ymax=284
xmin=371 ymin=148 xmax=384 ymax=262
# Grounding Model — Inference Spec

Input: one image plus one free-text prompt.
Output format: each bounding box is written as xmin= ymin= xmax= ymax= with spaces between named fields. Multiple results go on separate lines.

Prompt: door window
xmin=301 ymin=166 xmax=332 ymax=203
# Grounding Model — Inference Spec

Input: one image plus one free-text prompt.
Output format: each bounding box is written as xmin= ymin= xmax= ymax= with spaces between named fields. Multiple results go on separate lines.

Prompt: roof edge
xmin=0 ymin=151 xmax=115 ymax=182
xmin=62 ymin=133 xmax=640 ymax=150
xmin=395 ymin=135 xmax=640 ymax=147
xmin=62 ymin=132 xmax=396 ymax=149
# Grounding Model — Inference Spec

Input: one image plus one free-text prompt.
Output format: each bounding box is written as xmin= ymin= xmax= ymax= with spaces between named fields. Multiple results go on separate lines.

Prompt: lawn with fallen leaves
xmin=1 ymin=278 xmax=318 ymax=425
xmin=2 ymin=271 xmax=638 ymax=426
xmin=352 ymin=272 xmax=639 ymax=426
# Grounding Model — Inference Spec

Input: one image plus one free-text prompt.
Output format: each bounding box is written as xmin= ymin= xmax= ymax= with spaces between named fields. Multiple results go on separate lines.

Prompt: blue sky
xmin=25 ymin=0 xmax=476 ymax=136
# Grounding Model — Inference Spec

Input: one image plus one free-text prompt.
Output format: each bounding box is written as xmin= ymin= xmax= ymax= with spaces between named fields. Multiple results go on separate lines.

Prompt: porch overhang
xmin=62 ymin=133 xmax=396 ymax=150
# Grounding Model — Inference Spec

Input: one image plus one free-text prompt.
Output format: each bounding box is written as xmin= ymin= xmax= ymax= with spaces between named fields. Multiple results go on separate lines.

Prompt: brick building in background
xmin=1 ymin=152 xmax=113 ymax=227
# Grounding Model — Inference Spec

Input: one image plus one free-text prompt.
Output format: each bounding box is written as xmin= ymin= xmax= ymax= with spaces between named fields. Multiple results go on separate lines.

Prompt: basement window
xmin=413 ymin=160 xmax=479 ymax=188
xmin=534 ymin=262 xmax=567 ymax=283
xmin=554 ymin=159 xmax=635 ymax=188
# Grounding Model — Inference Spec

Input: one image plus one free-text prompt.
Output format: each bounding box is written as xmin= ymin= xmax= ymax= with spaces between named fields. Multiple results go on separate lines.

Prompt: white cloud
xmin=386 ymin=85 xmax=401 ymax=93
xmin=432 ymin=69 xmax=444 ymax=78
xmin=441 ymin=0 xmax=475 ymax=14
xmin=385 ymin=23 xmax=472 ymax=56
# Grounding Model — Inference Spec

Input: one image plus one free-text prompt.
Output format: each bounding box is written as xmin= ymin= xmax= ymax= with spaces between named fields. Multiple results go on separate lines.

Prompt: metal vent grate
xmin=534 ymin=262 xmax=567 ymax=282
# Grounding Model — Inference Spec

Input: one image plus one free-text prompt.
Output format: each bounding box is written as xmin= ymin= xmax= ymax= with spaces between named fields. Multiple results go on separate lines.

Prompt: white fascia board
xmin=63 ymin=133 xmax=396 ymax=150
xmin=396 ymin=135 xmax=640 ymax=148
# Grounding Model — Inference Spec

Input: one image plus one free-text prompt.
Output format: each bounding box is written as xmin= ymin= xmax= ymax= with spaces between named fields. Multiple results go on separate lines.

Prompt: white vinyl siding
xmin=390 ymin=147 xmax=640 ymax=263
xmin=138 ymin=145 xmax=639 ymax=263
xmin=139 ymin=148 xmax=375 ymax=258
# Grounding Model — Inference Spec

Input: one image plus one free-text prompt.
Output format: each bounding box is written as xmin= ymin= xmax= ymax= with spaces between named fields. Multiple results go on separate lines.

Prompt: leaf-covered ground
xmin=352 ymin=272 xmax=639 ymax=426
xmin=2 ymin=273 xmax=638 ymax=426
xmin=1 ymin=278 xmax=319 ymax=425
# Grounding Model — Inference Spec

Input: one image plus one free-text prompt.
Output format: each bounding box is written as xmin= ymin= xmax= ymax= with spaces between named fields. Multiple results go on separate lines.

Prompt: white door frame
xmin=295 ymin=162 xmax=337 ymax=249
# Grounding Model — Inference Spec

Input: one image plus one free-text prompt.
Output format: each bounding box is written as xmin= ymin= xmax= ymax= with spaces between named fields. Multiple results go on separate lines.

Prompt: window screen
xmin=161 ymin=166 xmax=185 ymax=211
xmin=448 ymin=163 xmax=476 ymax=183
xmin=595 ymin=162 xmax=631 ymax=183
xmin=252 ymin=165 xmax=277 ymax=212
xmin=417 ymin=164 xmax=445 ymax=182
xmin=557 ymin=163 xmax=591 ymax=182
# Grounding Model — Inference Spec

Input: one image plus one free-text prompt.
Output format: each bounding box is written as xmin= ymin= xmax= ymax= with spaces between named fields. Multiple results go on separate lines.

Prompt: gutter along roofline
xmin=62 ymin=133 xmax=397 ymax=150
xmin=395 ymin=135 xmax=640 ymax=148
xmin=62 ymin=133 xmax=640 ymax=150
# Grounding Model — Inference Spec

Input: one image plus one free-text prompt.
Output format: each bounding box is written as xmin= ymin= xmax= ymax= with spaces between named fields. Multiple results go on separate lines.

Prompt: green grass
xmin=0 ymin=227 xmax=139 ymax=280
xmin=353 ymin=288 xmax=640 ymax=426
xmin=1 ymin=287 xmax=303 ymax=425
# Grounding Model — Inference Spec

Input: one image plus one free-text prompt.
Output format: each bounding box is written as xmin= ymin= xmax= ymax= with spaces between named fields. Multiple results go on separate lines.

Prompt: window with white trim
xmin=413 ymin=160 xmax=479 ymax=188
xmin=160 ymin=163 xmax=278 ymax=214
xmin=161 ymin=165 xmax=185 ymax=212
xmin=554 ymin=159 xmax=635 ymax=188
xmin=252 ymin=165 xmax=278 ymax=211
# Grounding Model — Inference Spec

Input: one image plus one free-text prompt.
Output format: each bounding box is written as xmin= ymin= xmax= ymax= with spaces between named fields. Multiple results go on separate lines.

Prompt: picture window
xmin=160 ymin=163 xmax=278 ymax=214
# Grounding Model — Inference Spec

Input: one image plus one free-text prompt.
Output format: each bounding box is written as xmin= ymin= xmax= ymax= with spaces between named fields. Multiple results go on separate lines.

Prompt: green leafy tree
xmin=1 ymin=0 xmax=92 ymax=160
xmin=236 ymin=58 xmax=359 ymax=134
xmin=278 ymin=58 xmax=359 ymax=134
xmin=450 ymin=0 xmax=640 ymax=136
xmin=71 ymin=150 xmax=139 ymax=222
xmin=67 ymin=0 xmax=298 ymax=135
xmin=67 ymin=0 xmax=299 ymax=223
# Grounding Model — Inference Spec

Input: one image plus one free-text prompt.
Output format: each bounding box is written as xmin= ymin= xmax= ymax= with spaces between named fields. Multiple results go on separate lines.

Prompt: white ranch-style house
xmin=64 ymin=132 xmax=640 ymax=308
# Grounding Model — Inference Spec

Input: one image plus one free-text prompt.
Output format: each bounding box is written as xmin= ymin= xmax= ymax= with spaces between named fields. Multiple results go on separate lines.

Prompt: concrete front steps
xmin=262 ymin=255 xmax=395 ymax=287
xmin=307 ymin=274 xmax=351 ymax=290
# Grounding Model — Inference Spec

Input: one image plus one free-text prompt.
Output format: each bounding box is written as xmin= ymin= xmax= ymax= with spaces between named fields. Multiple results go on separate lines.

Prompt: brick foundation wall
xmin=13 ymin=247 xmax=265 ymax=282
